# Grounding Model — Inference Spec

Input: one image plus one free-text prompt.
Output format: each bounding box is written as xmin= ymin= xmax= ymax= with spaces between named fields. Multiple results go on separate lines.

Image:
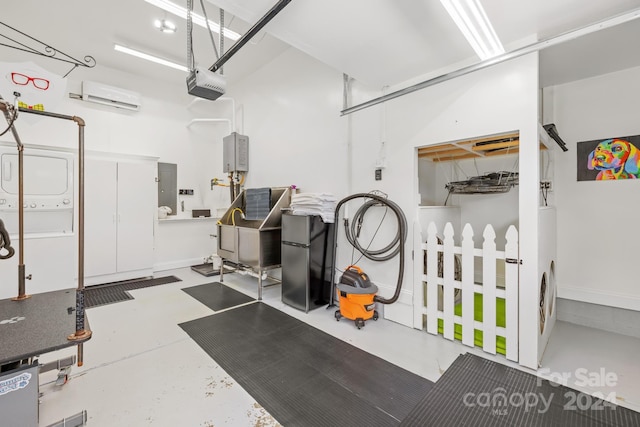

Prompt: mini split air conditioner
xmin=81 ymin=81 xmax=142 ymax=111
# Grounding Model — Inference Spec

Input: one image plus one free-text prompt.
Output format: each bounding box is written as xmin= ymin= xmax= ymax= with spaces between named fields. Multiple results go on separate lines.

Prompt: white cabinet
xmin=84 ymin=156 xmax=156 ymax=284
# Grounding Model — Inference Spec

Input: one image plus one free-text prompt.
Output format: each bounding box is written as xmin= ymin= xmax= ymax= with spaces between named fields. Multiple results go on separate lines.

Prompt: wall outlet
xmin=179 ymin=189 xmax=194 ymax=195
xmin=375 ymin=168 xmax=382 ymax=181
xmin=540 ymin=180 xmax=552 ymax=191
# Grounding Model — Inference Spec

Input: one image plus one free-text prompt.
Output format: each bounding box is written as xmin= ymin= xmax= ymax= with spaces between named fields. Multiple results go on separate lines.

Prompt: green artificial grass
xmin=437 ymin=292 xmax=507 ymax=355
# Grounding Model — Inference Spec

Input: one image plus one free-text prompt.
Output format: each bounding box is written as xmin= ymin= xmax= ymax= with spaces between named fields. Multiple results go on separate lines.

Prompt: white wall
xmin=201 ymin=49 xmax=541 ymax=364
xmin=223 ymin=48 xmax=348 ymax=196
xmin=0 ymin=62 xmax=230 ymax=296
xmin=346 ymin=53 xmax=540 ymax=368
xmin=550 ymin=65 xmax=640 ymax=310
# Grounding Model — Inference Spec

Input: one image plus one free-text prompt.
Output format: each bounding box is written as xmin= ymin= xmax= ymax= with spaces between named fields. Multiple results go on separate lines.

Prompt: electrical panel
xmin=223 ymin=132 xmax=249 ymax=173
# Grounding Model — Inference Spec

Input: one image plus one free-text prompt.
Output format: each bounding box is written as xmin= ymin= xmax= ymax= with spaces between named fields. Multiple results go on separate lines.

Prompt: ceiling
xmin=2 ymin=0 xmax=640 ymax=96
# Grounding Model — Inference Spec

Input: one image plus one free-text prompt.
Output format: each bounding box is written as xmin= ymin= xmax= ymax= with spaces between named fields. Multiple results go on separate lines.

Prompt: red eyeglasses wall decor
xmin=11 ymin=72 xmax=50 ymax=90
xmin=0 ymin=61 xmax=68 ymax=124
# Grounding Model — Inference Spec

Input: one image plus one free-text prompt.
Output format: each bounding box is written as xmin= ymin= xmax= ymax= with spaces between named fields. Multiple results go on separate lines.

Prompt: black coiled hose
xmin=330 ymin=193 xmax=407 ymax=305
xmin=0 ymin=218 xmax=15 ymax=260
xmin=345 ymin=198 xmax=405 ymax=262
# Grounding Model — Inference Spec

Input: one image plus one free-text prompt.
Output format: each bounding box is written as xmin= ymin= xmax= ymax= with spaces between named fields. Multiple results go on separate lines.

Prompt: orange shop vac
xmin=329 ymin=193 xmax=407 ymax=329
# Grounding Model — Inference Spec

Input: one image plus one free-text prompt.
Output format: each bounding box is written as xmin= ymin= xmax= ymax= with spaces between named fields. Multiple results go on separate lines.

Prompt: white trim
xmin=557 ymin=286 xmax=640 ymax=312
xmin=83 ymin=268 xmax=154 ymax=286
xmin=0 ymin=142 xmax=160 ymax=163
xmin=374 ymin=283 xmax=413 ymax=306
xmin=0 ymin=141 xmax=75 ymax=152
xmin=158 ymin=216 xmax=219 ymax=223
xmin=154 ymin=258 xmax=205 ymax=272
xmin=85 ymin=150 xmax=159 ymax=163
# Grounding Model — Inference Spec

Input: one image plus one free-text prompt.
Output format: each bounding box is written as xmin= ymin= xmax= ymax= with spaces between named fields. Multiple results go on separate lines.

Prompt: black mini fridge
xmin=281 ymin=213 xmax=334 ymax=312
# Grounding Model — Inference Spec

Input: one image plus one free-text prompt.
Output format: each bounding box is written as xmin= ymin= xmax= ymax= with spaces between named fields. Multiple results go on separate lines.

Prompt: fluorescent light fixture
xmin=440 ymin=0 xmax=504 ymax=60
xmin=145 ymin=0 xmax=241 ymax=41
xmin=114 ymin=44 xmax=188 ymax=72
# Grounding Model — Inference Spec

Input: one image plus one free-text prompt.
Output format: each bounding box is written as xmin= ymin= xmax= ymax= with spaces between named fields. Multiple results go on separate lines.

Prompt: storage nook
xmin=414 ymin=127 xmax=558 ymax=368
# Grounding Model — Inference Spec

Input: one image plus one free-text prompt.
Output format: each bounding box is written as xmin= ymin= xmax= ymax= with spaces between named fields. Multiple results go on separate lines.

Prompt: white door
xmin=84 ymin=158 xmax=118 ymax=277
xmin=116 ymin=161 xmax=155 ymax=273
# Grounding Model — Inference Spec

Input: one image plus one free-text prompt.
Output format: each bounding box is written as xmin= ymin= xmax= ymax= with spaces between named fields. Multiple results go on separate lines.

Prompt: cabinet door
xmin=116 ymin=161 xmax=155 ymax=272
xmin=84 ymin=158 xmax=118 ymax=277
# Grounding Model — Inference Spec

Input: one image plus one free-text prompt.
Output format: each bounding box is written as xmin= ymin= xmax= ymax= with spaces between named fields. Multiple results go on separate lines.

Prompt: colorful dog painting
xmin=586 ymin=138 xmax=640 ymax=180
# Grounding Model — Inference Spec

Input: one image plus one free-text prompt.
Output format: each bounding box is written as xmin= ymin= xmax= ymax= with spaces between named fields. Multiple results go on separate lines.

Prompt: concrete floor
xmin=36 ymin=267 xmax=640 ymax=426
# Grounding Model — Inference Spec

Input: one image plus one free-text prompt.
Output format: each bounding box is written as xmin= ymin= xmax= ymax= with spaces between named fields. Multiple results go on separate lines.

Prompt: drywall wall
xmin=346 ymin=54 xmax=540 ymax=335
xmin=221 ymin=48 xmax=348 ymax=196
xmin=0 ymin=62 xmax=228 ymax=296
xmin=344 ymin=54 xmax=541 ymax=368
xmin=550 ymin=65 xmax=640 ymax=310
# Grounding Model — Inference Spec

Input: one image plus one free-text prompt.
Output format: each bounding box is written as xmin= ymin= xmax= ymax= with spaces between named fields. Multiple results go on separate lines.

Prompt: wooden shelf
xmin=418 ymin=132 xmax=545 ymax=162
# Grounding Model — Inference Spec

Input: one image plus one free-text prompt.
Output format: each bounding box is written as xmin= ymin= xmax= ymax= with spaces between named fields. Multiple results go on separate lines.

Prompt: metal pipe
xmin=68 ymin=116 xmax=91 ymax=367
xmin=0 ymin=97 xmax=30 ymax=300
xmin=15 ymin=140 xmax=28 ymax=299
xmin=209 ymin=0 xmax=292 ymax=73
xmin=3 ymin=106 xmax=92 ymax=359
xmin=1 ymin=100 xmax=91 ymax=368
xmin=17 ymin=107 xmax=77 ymax=120
xmin=341 ymin=7 xmax=640 ymax=116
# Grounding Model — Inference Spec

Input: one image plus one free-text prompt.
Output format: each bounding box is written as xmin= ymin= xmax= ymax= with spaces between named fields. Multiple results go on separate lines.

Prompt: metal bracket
xmin=39 ymin=355 xmax=75 ymax=373
xmin=46 ymin=410 xmax=87 ymax=427
xmin=0 ymin=21 xmax=96 ymax=77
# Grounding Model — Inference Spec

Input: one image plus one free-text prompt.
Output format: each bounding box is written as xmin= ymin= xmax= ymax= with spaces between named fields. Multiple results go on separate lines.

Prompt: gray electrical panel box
xmin=158 ymin=162 xmax=177 ymax=215
xmin=223 ymin=132 xmax=249 ymax=173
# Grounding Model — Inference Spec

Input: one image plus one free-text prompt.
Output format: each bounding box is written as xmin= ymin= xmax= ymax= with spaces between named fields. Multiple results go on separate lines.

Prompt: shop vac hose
xmin=345 ymin=199 xmax=404 ymax=262
xmin=330 ymin=193 xmax=407 ymax=305
xmin=0 ymin=218 xmax=15 ymax=260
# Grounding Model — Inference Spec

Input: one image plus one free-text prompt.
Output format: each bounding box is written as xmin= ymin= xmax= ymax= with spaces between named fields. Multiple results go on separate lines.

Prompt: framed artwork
xmin=577 ymin=135 xmax=640 ymax=181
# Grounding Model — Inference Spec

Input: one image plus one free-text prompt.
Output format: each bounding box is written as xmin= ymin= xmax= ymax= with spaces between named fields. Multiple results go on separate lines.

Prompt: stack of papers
xmin=290 ymin=193 xmax=337 ymax=223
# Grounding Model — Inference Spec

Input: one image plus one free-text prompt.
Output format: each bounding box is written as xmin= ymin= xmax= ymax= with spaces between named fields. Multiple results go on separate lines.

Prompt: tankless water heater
xmin=223 ymin=132 xmax=249 ymax=173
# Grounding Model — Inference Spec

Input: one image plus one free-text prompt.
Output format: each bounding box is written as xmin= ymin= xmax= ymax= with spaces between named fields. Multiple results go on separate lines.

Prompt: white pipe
xmin=187 ymin=96 xmax=236 ymax=132
xmin=186 ymin=118 xmax=231 ymax=133
xmin=218 ymin=97 xmax=236 ymax=132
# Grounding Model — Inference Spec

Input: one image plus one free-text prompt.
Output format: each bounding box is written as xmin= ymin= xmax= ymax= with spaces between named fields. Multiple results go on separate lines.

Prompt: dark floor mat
xmin=179 ymin=302 xmax=433 ymax=427
xmin=400 ymin=352 xmax=640 ymax=427
xmin=85 ymin=275 xmax=181 ymax=308
xmin=181 ymin=282 xmax=254 ymax=311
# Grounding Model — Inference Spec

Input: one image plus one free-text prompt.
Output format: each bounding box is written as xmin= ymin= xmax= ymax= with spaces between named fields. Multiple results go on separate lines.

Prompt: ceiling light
xmin=114 ymin=44 xmax=188 ymax=72
xmin=154 ymin=18 xmax=177 ymax=33
xmin=440 ymin=0 xmax=504 ymax=60
xmin=145 ymin=0 xmax=241 ymax=41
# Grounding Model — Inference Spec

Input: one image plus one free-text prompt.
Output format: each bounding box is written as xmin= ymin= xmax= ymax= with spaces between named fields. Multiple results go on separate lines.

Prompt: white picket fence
xmin=419 ymin=222 xmax=519 ymax=362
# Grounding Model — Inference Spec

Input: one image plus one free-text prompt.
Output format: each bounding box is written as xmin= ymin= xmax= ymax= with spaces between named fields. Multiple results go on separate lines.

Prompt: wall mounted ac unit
xmin=81 ymin=81 xmax=142 ymax=111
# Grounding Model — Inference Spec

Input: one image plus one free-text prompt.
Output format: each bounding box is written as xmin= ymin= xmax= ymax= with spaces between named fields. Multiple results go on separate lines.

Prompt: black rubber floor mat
xmin=179 ymin=302 xmax=433 ymax=426
xmin=400 ymin=352 xmax=640 ymax=427
xmin=85 ymin=275 xmax=181 ymax=309
xmin=181 ymin=282 xmax=254 ymax=311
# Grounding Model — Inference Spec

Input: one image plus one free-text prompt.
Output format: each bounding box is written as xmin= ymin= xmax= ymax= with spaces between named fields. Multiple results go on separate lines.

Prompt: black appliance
xmin=281 ymin=214 xmax=334 ymax=312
